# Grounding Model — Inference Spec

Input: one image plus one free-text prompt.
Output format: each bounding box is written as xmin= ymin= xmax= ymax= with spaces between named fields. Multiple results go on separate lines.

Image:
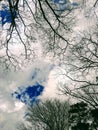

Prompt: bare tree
xmin=59 ymin=25 xmax=98 ymax=108
xmin=17 ymin=99 xmax=69 ymax=130
xmin=0 ymin=0 xmax=79 ymax=70
xmin=93 ymin=0 xmax=98 ymax=7
xmin=0 ymin=0 xmax=98 ymax=70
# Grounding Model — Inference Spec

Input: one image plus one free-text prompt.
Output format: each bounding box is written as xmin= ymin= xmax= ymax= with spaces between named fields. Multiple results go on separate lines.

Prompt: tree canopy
xmin=17 ymin=99 xmax=69 ymax=130
xmin=69 ymin=101 xmax=98 ymax=130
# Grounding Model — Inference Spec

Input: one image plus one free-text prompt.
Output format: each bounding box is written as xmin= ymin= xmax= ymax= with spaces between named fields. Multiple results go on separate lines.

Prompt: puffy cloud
xmin=0 ymin=60 xmax=55 ymax=130
xmin=0 ymin=109 xmax=25 ymax=130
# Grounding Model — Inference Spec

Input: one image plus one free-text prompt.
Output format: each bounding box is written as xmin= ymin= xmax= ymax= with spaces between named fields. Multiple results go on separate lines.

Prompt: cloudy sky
xmin=0 ymin=0 xmax=98 ymax=130
xmin=0 ymin=57 xmax=68 ymax=130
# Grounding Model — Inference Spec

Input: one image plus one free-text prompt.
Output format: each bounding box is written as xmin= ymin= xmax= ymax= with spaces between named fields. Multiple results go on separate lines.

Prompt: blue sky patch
xmin=53 ymin=0 xmax=67 ymax=4
xmin=0 ymin=4 xmax=17 ymax=26
xmin=12 ymin=83 xmax=44 ymax=106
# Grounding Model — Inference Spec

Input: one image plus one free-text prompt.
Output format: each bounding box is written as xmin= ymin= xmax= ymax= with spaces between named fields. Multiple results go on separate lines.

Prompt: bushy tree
xmin=69 ymin=102 xmax=90 ymax=130
xmin=69 ymin=101 xmax=98 ymax=130
xmin=17 ymin=99 xmax=69 ymax=130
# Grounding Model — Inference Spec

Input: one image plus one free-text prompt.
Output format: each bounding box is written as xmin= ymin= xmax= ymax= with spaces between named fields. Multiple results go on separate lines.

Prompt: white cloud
xmin=0 ymin=0 xmax=97 ymax=129
xmin=0 ymin=60 xmax=56 ymax=130
xmin=0 ymin=110 xmax=25 ymax=130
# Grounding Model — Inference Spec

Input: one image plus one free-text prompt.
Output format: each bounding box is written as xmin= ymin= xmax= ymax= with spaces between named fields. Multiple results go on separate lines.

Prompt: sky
xmin=0 ymin=0 xmax=98 ymax=130
xmin=0 ymin=58 xmax=68 ymax=130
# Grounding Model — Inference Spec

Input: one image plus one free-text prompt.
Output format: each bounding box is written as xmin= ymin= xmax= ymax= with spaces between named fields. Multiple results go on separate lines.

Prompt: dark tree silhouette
xmin=69 ymin=101 xmax=98 ymax=130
